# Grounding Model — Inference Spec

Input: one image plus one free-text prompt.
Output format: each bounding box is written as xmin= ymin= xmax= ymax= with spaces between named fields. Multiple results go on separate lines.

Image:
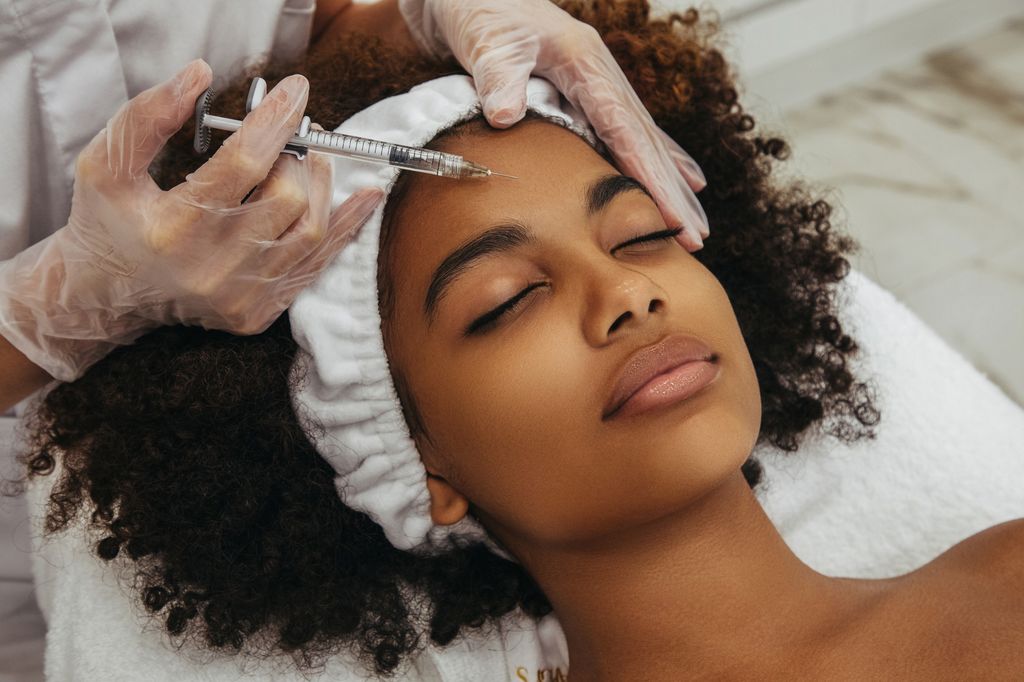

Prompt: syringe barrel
xmin=387 ymin=144 xmax=464 ymax=177
xmin=201 ymin=114 xmax=471 ymax=178
xmin=302 ymin=129 xmax=464 ymax=177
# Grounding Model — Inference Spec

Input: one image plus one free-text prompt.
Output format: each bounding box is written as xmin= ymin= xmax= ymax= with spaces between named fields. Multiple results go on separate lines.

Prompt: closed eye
xmin=463 ymin=227 xmax=684 ymax=336
xmin=612 ymin=226 xmax=685 ymax=252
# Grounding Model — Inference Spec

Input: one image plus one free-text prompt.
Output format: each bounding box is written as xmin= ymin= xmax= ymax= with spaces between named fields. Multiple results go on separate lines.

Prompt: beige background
xmin=746 ymin=17 xmax=1024 ymax=407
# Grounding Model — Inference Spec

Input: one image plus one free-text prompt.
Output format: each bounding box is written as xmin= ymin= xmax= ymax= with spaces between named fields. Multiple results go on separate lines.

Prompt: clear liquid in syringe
xmin=303 ymin=129 xmax=455 ymax=176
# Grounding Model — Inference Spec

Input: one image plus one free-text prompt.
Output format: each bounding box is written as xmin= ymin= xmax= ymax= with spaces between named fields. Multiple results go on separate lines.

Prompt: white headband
xmin=288 ymin=75 xmax=596 ymax=559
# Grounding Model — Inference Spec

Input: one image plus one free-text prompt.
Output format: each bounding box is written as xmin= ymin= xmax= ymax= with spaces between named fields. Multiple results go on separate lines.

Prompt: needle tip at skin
xmin=461 ymin=161 xmax=518 ymax=180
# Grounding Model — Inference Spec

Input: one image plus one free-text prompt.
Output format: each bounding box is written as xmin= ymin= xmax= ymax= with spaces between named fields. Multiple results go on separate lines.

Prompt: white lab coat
xmin=0 ymin=0 xmax=315 ymax=677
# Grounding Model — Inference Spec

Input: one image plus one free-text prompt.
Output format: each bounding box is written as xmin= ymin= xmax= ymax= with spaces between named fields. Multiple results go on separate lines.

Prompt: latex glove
xmin=397 ymin=0 xmax=709 ymax=251
xmin=0 ymin=59 xmax=383 ymax=383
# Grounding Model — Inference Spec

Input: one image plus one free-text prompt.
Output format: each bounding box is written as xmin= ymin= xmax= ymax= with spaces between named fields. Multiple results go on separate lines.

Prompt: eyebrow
xmin=423 ymin=174 xmax=653 ymax=325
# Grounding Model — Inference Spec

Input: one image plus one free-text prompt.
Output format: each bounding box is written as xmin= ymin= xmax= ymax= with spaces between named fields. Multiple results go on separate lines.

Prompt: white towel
xmin=18 ymin=266 xmax=1024 ymax=680
xmin=0 ymin=413 xmax=45 ymax=682
xmin=754 ymin=268 xmax=1024 ymax=576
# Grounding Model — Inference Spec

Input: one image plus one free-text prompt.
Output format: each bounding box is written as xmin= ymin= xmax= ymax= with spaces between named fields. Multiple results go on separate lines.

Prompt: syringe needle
xmin=489 ymin=170 xmax=519 ymax=180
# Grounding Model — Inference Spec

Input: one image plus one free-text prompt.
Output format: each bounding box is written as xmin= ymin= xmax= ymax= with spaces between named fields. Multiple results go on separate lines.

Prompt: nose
xmin=582 ymin=266 xmax=666 ymax=345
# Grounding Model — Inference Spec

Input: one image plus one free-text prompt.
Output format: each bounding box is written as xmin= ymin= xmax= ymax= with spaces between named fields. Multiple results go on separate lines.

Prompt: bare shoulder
xmin=929 ymin=518 xmax=1024 ymax=590
xmin=857 ymin=521 xmax=1021 ymax=673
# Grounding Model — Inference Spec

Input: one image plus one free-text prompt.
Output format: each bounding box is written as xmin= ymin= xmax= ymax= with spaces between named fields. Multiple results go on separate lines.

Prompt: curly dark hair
xmin=5 ymin=1 xmax=880 ymax=677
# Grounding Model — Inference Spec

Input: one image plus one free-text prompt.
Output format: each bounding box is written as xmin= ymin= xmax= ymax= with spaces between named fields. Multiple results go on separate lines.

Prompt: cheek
xmin=645 ymin=259 xmax=758 ymax=416
xmin=411 ymin=320 xmax=602 ymax=540
xmin=703 ymin=276 xmax=763 ymax=448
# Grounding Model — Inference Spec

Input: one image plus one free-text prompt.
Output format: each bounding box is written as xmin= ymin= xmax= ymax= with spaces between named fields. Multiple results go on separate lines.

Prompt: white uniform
xmin=0 ymin=0 xmax=316 ymax=677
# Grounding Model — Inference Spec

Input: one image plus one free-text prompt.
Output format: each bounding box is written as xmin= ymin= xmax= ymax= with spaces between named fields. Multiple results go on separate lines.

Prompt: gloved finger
xmin=264 ymin=187 xmax=383 ymax=281
xmin=261 ymin=152 xmax=329 ymax=250
xmin=173 ymin=74 xmax=310 ymax=208
xmin=674 ymin=224 xmax=705 ymax=252
xmin=239 ymin=152 xmax=317 ymax=241
xmin=545 ymin=59 xmax=710 ymax=243
xmin=475 ymin=43 xmax=539 ymax=128
xmin=651 ymin=172 xmax=708 ymax=250
xmin=609 ymin=133 xmax=709 ymax=248
xmin=618 ymin=132 xmax=709 ymax=248
xmin=105 ymin=59 xmax=214 ymax=182
xmin=614 ymin=125 xmax=712 ymax=245
xmin=584 ymin=97 xmax=709 ymax=244
xmin=269 ymin=192 xmax=383 ymax=308
xmin=661 ymin=180 xmax=708 ymax=249
xmin=655 ymin=126 xmax=707 ymax=192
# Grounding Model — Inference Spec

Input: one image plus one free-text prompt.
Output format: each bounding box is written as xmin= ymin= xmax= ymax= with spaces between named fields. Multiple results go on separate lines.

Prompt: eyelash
xmin=464 ymin=227 xmax=684 ymax=336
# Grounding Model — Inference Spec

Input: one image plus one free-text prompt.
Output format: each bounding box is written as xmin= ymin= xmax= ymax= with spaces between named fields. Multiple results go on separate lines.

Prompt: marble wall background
xmin=747 ymin=17 xmax=1024 ymax=408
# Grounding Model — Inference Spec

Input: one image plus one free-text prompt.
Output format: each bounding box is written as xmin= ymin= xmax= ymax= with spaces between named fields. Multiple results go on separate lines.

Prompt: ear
xmin=423 ymin=463 xmax=470 ymax=526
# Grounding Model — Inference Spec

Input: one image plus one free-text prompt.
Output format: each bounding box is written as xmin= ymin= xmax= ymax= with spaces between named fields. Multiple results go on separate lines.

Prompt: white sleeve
xmin=0 ymin=0 xmax=130 ymax=257
xmin=104 ymin=0 xmax=315 ymax=97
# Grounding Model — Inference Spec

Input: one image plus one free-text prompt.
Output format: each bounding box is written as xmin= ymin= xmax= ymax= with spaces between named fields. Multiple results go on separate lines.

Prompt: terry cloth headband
xmin=288 ymin=74 xmax=598 ymax=560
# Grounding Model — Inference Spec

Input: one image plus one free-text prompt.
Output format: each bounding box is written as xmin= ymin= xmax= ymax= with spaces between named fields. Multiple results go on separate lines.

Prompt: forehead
xmin=385 ymin=118 xmax=619 ymax=274
xmin=401 ymin=118 xmax=614 ymax=220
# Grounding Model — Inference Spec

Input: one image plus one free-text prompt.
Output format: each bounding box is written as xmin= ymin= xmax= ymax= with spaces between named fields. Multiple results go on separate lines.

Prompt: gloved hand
xmin=0 ymin=59 xmax=383 ymax=383
xmin=397 ymin=0 xmax=709 ymax=251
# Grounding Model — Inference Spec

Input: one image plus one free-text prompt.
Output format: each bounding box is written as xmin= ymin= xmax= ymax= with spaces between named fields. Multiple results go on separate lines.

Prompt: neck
xmin=509 ymin=470 xmax=889 ymax=681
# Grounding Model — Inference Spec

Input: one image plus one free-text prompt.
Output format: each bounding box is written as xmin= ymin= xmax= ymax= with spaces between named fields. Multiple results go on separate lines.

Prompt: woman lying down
xmin=9 ymin=1 xmax=1023 ymax=679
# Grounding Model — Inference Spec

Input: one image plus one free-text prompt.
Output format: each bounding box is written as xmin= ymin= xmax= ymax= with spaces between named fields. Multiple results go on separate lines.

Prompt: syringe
xmin=193 ymin=77 xmax=517 ymax=180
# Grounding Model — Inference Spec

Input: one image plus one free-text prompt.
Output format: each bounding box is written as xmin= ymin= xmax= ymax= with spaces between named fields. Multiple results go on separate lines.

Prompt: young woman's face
xmin=382 ymin=119 xmax=762 ymax=553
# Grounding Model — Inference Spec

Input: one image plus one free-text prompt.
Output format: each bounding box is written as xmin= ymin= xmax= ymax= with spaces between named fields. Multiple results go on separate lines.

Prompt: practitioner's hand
xmin=397 ymin=0 xmax=709 ymax=251
xmin=0 ymin=59 xmax=383 ymax=383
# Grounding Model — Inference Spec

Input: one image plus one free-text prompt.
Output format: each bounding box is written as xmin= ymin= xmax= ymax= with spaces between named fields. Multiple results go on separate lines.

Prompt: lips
xmin=603 ymin=333 xmax=716 ymax=420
